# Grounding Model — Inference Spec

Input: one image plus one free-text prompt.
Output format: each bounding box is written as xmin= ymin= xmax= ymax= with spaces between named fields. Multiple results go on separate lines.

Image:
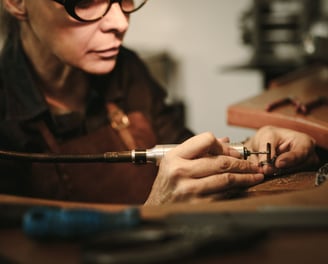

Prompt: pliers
xmin=266 ymin=96 xmax=327 ymax=115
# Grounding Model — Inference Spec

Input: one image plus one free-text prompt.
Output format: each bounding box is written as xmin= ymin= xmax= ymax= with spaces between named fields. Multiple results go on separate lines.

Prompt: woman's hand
xmin=145 ymin=132 xmax=264 ymax=205
xmin=245 ymin=126 xmax=319 ymax=175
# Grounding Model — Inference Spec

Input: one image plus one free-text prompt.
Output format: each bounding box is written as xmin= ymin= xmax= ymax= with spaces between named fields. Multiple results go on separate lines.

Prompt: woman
xmin=0 ymin=0 xmax=320 ymax=205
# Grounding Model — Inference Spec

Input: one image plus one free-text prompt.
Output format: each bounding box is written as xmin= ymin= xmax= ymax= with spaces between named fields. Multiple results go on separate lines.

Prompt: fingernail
xmin=277 ymin=159 xmax=287 ymax=168
xmin=254 ymin=173 xmax=264 ymax=181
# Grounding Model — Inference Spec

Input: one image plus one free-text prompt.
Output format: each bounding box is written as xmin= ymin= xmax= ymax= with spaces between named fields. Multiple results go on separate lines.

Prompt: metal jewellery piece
xmin=230 ymin=142 xmax=272 ymax=162
xmin=257 ymin=143 xmax=275 ymax=167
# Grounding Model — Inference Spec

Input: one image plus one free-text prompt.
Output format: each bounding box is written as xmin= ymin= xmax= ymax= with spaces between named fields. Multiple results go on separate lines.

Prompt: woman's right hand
xmin=144 ymin=132 xmax=264 ymax=205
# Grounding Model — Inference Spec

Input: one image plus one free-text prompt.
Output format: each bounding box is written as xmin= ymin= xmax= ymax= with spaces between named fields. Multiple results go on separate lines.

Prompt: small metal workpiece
xmin=257 ymin=143 xmax=274 ymax=167
xmin=230 ymin=142 xmax=271 ymax=162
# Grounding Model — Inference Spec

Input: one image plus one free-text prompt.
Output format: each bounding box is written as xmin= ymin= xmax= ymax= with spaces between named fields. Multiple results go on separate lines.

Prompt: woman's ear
xmin=4 ymin=0 xmax=27 ymax=20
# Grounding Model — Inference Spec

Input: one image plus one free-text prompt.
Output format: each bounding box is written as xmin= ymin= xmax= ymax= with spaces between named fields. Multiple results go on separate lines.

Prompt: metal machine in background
xmin=240 ymin=0 xmax=327 ymax=86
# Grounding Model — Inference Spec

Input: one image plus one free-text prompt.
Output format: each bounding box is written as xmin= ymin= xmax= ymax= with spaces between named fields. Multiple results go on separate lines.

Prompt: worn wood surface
xmin=0 ymin=171 xmax=327 ymax=264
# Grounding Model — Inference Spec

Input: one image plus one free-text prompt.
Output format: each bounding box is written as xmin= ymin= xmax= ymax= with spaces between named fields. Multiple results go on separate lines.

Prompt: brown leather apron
xmin=24 ymin=104 xmax=158 ymax=204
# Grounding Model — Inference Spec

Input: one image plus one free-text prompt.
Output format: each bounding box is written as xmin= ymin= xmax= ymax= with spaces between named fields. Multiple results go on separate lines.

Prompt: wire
xmin=0 ymin=149 xmax=132 ymax=163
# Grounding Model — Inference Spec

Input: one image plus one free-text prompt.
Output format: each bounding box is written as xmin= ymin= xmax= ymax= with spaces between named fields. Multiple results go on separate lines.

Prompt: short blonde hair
xmin=0 ymin=1 xmax=19 ymax=51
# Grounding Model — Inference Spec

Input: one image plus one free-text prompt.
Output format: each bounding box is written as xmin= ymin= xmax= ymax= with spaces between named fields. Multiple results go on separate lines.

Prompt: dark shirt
xmin=0 ymin=38 xmax=194 ymax=198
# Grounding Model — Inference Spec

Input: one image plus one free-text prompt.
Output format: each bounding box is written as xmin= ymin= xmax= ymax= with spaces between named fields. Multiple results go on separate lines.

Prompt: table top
xmin=0 ymin=171 xmax=328 ymax=264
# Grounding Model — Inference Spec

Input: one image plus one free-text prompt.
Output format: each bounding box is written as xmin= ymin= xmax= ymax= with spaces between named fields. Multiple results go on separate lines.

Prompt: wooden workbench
xmin=0 ymin=171 xmax=327 ymax=264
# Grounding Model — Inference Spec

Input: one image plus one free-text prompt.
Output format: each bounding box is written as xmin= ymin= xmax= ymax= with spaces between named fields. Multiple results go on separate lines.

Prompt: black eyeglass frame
xmin=53 ymin=0 xmax=147 ymax=22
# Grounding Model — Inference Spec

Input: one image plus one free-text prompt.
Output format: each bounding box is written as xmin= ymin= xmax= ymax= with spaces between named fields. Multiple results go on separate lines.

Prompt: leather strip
xmin=106 ymin=103 xmax=137 ymax=150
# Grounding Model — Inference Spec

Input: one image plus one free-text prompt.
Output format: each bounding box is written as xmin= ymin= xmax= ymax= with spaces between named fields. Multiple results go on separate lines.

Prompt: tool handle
xmin=22 ymin=207 xmax=140 ymax=239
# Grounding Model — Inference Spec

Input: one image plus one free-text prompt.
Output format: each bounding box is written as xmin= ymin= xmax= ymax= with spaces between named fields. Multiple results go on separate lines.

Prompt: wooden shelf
xmin=227 ymin=65 xmax=328 ymax=149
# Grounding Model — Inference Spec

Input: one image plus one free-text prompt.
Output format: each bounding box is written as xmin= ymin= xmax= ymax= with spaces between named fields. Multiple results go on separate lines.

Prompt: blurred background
xmin=124 ymin=0 xmax=328 ymax=141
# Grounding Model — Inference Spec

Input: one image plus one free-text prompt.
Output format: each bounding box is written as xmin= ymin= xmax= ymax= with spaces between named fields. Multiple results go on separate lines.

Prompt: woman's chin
xmin=82 ymin=60 xmax=117 ymax=75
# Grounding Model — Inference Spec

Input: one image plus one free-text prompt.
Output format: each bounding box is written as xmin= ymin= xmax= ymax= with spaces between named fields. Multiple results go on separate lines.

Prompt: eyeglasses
xmin=53 ymin=0 xmax=147 ymax=22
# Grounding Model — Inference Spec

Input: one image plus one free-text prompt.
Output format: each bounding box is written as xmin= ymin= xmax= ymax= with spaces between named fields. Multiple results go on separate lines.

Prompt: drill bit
xmin=229 ymin=142 xmax=271 ymax=160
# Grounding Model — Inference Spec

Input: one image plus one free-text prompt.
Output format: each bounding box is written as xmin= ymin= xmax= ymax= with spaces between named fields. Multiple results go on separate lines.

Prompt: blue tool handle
xmin=22 ymin=207 xmax=140 ymax=239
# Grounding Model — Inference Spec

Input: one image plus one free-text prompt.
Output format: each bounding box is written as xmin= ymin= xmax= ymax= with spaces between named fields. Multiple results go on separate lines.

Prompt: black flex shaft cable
xmin=0 ymin=149 xmax=133 ymax=163
xmin=0 ymin=144 xmax=272 ymax=165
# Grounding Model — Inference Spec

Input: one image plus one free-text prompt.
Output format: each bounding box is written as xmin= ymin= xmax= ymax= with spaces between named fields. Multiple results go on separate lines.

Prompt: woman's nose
xmin=98 ymin=3 xmax=129 ymax=33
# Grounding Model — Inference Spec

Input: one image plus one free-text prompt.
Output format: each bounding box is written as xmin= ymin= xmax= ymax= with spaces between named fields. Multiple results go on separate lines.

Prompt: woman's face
xmin=22 ymin=0 xmax=130 ymax=74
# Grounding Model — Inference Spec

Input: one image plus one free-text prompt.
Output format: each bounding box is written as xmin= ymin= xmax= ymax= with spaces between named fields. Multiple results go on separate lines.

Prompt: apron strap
xmin=106 ymin=103 xmax=137 ymax=150
xmin=35 ymin=121 xmax=61 ymax=153
xmin=37 ymin=102 xmax=137 ymax=151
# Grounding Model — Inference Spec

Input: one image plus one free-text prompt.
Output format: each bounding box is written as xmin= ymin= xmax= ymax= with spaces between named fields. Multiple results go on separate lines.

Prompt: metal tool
xmin=0 ymin=143 xmax=272 ymax=166
xmin=82 ymin=207 xmax=328 ymax=264
xmin=0 ymin=145 xmax=179 ymax=166
xmin=266 ymin=95 xmax=327 ymax=115
xmin=229 ymin=142 xmax=271 ymax=161
xmin=22 ymin=207 xmax=141 ymax=239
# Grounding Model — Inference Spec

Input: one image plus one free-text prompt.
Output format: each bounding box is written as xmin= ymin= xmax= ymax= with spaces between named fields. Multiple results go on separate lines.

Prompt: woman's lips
xmin=94 ymin=47 xmax=120 ymax=58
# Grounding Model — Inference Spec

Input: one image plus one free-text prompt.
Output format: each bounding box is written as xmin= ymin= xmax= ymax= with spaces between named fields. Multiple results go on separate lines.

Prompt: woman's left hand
xmin=244 ymin=126 xmax=320 ymax=175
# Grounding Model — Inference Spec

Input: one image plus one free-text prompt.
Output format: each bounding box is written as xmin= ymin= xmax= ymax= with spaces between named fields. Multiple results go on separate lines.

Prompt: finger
xmin=218 ymin=138 xmax=233 ymax=156
xmin=259 ymin=165 xmax=276 ymax=176
xmin=227 ymin=147 xmax=243 ymax=158
xmin=277 ymin=139 xmax=312 ymax=155
xmin=217 ymin=137 xmax=230 ymax=143
xmin=190 ymin=172 xmax=264 ymax=195
xmin=183 ymin=155 xmax=260 ymax=179
xmin=275 ymin=150 xmax=310 ymax=169
xmin=173 ymin=132 xmax=223 ymax=159
xmin=275 ymin=138 xmax=315 ymax=168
